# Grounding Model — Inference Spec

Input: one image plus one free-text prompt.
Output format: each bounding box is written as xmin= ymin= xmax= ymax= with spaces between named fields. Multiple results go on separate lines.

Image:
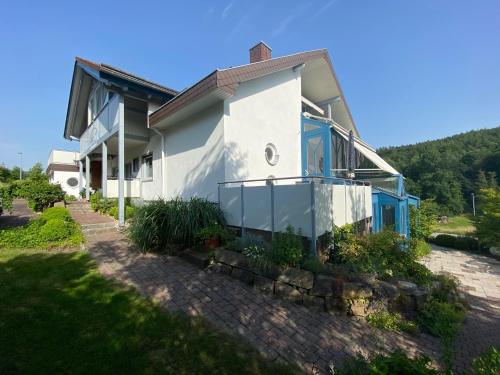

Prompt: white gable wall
xmin=223 ymin=67 xmax=302 ymax=183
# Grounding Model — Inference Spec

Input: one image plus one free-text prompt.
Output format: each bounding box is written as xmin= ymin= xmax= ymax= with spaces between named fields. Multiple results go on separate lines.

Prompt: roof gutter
xmin=151 ymin=127 xmax=166 ymax=197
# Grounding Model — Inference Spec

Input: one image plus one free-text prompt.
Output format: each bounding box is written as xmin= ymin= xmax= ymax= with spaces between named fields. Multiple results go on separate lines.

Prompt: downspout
xmin=151 ymin=127 xmax=166 ymax=198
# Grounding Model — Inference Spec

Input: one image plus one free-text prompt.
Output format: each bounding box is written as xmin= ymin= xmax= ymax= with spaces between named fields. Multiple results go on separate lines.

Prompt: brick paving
xmin=421 ymin=246 xmax=500 ymax=373
xmin=84 ymin=231 xmax=442 ymax=374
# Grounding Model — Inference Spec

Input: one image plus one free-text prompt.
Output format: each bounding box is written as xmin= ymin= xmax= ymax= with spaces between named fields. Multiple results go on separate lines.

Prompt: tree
xmin=26 ymin=162 xmax=47 ymax=182
xmin=475 ymin=170 xmax=489 ymax=192
xmin=475 ymin=188 xmax=500 ymax=248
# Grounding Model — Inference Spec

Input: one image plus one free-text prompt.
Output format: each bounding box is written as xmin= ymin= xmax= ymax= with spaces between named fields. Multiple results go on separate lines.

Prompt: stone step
xmin=81 ymin=221 xmax=117 ymax=235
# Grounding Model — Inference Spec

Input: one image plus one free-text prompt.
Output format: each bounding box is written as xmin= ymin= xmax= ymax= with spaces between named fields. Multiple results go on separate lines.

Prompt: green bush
xmin=128 ymin=197 xmax=226 ymax=252
xmin=475 ymin=188 xmax=500 ymax=247
xmin=41 ymin=207 xmax=73 ymax=222
xmin=108 ymin=205 xmax=135 ymax=220
xmin=409 ymin=200 xmax=438 ymax=241
xmin=40 ymin=219 xmax=72 ymax=241
xmin=64 ymin=194 xmax=77 ymax=202
xmin=334 ymin=349 xmax=440 ymax=375
xmin=196 ymin=224 xmax=231 ymax=245
xmin=367 ymin=311 xmax=417 ymax=334
xmin=227 ymin=234 xmax=268 ymax=253
xmin=21 ymin=180 xmax=65 ymax=212
xmin=410 ymin=239 xmax=432 ymax=259
xmin=429 ymin=234 xmax=482 ymax=252
xmin=268 ymin=225 xmax=304 ymax=268
xmin=472 ymin=347 xmax=500 ymax=375
xmin=301 ymin=257 xmax=325 ymax=274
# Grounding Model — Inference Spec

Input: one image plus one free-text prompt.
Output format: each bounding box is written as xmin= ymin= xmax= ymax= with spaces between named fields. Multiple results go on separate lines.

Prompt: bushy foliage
xmin=410 ymin=240 xmax=432 ymax=259
xmin=409 ymin=200 xmax=438 ymax=241
xmin=91 ymin=192 xmax=134 ymax=220
xmin=128 ymin=197 xmax=226 ymax=252
xmin=301 ymin=257 xmax=326 ymax=274
xmin=40 ymin=219 xmax=73 ymax=241
xmin=475 ymin=187 xmax=500 ymax=247
xmin=472 ymin=347 xmax=500 ymax=375
xmin=196 ymin=224 xmax=232 ymax=244
xmin=334 ymin=349 xmax=439 ymax=375
xmin=429 ymin=234 xmax=481 ymax=252
xmin=367 ymin=311 xmax=417 ymax=333
xmin=0 ymin=207 xmax=82 ymax=249
xmin=227 ymin=233 xmax=268 ymax=253
xmin=268 ymin=225 xmax=304 ymax=268
xmin=378 ymin=126 xmax=500 ymax=215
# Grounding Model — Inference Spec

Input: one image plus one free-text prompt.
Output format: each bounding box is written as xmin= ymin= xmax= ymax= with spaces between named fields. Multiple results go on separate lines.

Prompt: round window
xmin=67 ymin=177 xmax=79 ymax=187
xmin=264 ymin=143 xmax=279 ymax=166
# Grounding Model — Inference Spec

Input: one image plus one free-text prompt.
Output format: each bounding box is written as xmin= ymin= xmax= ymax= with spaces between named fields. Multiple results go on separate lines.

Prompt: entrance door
xmin=90 ymin=160 xmax=102 ymax=190
xmin=302 ymin=118 xmax=331 ymax=177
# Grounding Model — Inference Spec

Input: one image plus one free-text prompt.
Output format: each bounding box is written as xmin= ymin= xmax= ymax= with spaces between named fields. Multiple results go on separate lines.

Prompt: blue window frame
xmin=301 ymin=116 xmax=331 ymax=177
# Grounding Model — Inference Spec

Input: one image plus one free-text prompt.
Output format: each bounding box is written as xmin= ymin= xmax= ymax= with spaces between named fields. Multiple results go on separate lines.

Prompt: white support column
xmin=118 ymin=95 xmax=125 ymax=226
xmin=79 ymin=160 xmax=83 ymax=201
xmin=102 ymin=141 xmax=108 ymax=198
xmin=85 ymin=155 xmax=90 ymax=201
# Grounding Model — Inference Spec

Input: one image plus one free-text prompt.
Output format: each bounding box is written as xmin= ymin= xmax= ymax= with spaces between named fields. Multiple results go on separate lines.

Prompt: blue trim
xmin=301 ymin=116 xmax=331 ymax=177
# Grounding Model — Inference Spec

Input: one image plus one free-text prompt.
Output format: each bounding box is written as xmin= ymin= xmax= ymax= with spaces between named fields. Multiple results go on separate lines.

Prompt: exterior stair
xmin=80 ymin=221 xmax=118 ymax=235
xmin=66 ymin=201 xmax=118 ymax=235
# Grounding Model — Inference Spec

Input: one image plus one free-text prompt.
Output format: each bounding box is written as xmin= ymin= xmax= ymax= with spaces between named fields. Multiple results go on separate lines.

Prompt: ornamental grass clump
xmin=128 ymin=197 xmax=226 ymax=252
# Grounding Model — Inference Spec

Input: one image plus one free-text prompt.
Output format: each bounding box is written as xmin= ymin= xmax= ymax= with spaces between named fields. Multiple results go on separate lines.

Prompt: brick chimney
xmin=249 ymin=42 xmax=272 ymax=63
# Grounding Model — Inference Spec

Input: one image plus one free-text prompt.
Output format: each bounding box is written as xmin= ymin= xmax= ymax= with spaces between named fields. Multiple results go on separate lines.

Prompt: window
xmin=132 ymin=157 xmax=140 ymax=173
xmin=67 ymin=177 xmax=78 ymax=187
xmin=125 ymin=163 xmax=132 ymax=179
xmin=143 ymin=154 xmax=153 ymax=179
xmin=88 ymin=84 xmax=109 ymax=125
xmin=382 ymin=204 xmax=396 ymax=230
xmin=265 ymin=143 xmax=279 ymax=166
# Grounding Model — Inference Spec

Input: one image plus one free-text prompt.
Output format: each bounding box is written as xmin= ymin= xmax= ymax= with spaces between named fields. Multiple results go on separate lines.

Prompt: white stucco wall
xmin=163 ymin=103 xmax=225 ymax=201
xmin=223 ymin=67 xmax=302 ymax=183
xmin=50 ymin=170 xmax=83 ymax=198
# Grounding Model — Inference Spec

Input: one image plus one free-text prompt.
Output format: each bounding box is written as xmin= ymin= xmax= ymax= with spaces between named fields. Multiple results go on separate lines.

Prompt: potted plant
xmin=197 ymin=224 xmax=229 ymax=249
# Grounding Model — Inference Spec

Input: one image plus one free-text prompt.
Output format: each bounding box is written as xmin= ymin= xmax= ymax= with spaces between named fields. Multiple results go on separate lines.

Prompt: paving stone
xmin=277 ymin=268 xmax=314 ymax=290
xmin=312 ymin=274 xmax=335 ymax=296
xmin=231 ymin=267 xmax=254 ymax=285
xmin=254 ymin=275 xmax=274 ymax=294
xmin=213 ymin=249 xmax=250 ymax=269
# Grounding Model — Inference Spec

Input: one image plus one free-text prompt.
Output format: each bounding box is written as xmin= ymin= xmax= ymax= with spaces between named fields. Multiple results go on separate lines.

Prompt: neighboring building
xmin=46 ymin=149 xmax=84 ymax=197
xmin=62 ymin=42 xmax=418 ymax=253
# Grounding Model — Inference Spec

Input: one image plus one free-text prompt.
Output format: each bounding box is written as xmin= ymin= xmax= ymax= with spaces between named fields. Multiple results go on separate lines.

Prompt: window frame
xmin=142 ymin=154 xmax=153 ymax=180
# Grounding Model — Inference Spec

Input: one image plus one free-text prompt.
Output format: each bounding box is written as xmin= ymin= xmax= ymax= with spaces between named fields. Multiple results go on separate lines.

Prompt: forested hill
xmin=377 ymin=126 xmax=500 ymax=215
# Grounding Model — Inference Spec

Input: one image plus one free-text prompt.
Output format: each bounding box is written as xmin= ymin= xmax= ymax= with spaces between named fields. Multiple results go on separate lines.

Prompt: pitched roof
xmin=75 ymin=57 xmax=178 ymax=96
xmin=149 ymin=49 xmax=354 ymax=127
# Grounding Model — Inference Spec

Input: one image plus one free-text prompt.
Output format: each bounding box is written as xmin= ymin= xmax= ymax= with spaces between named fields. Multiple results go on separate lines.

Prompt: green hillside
xmin=378 ymin=127 xmax=500 ymax=215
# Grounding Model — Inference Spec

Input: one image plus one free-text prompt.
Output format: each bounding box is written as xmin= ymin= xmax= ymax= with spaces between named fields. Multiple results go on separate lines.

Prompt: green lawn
xmin=0 ymin=248 xmax=298 ymax=375
xmin=432 ymin=215 xmax=476 ymax=235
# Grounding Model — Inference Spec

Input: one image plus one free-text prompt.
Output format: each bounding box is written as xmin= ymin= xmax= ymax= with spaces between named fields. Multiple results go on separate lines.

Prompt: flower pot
xmin=205 ymin=237 xmax=220 ymax=249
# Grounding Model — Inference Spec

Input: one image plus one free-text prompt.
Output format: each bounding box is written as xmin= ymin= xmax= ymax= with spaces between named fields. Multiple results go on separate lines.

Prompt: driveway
xmin=421 ymin=245 xmax=500 ymax=373
xmin=0 ymin=199 xmax=37 ymax=229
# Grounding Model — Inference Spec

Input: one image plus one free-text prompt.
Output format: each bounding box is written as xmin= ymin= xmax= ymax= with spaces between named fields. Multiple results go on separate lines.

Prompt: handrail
xmin=218 ymin=175 xmax=370 ymax=186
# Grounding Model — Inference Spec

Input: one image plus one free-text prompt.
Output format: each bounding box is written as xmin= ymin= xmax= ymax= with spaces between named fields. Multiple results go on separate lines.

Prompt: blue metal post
xmin=240 ymin=184 xmax=245 ymax=236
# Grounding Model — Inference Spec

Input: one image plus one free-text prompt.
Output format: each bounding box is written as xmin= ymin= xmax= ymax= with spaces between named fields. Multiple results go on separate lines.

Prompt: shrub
xmin=197 ymin=224 xmax=232 ymax=245
xmin=410 ymin=239 xmax=432 ymax=259
xmin=41 ymin=207 xmax=73 ymax=222
xmin=227 ymin=233 xmax=268 ymax=253
xmin=367 ymin=311 xmax=417 ymax=334
xmin=128 ymin=197 xmax=225 ymax=252
xmin=334 ymin=349 xmax=440 ymax=375
xmin=39 ymin=219 xmax=73 ymax=241
xmin=475 ymin=188 xmax=500 ymax=247
xmin=472 ymin=347 xmax=500 ymax=375
xmin=268 ymin=225 xmax=304 ymax=268
xmin=409 ymin=200 xmax=438 ymax=241
xmin=23 ymin=181 xmax=65 ymax=212
xmin=108 ymin=205 xmax=135 ymax=220
xmin=301 ymin=257 xmax=325 ymax=274
xmin=64 ymin=194 xmax=77 ymax=202
xmin=429 ymin=234 xmax=482 ymax=252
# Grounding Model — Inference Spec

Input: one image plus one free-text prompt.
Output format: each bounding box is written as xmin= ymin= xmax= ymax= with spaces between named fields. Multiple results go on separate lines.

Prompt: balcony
xmin=80 ymin=94 xmax=121 ymax=157
xmin=106 ymin=178 xmax=141 ymax=198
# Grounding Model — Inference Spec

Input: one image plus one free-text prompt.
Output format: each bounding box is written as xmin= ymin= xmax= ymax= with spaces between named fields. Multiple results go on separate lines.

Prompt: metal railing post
xmin=217 ymin=184 xmax=221 ymax=211
xmin=310 ymin=180 xmax=317 ymax=257
xmin=270 ymin=182 xmax=275 ymax=239
xmin=240 ymin=184 xmax=245 ymax=236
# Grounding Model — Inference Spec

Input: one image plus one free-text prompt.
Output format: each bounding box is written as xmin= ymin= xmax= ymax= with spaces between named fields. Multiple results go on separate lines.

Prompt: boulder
xmin=253 ymin=275 xmax=274 ymax=294
xmin=213 ymin=249 xmax=250 ymax=269
xmin=277 ymin=268 xmax=314 ymax=290
xmin=412 ymin=288 xmax=429 ymax=311
xmin=396 ymin=280 xmax=418 ymax=294
xmin=275 ymin=282 xmax=302 ymax=303
xmin=348 ymin=299 xmax=370 ymax=317
xmin=490 ymin=247 xmax=500 ymax=258
xmin=180 ymin=249 xmax=212 ymax=269
xmin=342 ymin=282 xmax=373 ymax=299
xmin=231 ymin=268 xmax=254 ymax=285
xmin=311 ymin=274 xmax=336 ymax=296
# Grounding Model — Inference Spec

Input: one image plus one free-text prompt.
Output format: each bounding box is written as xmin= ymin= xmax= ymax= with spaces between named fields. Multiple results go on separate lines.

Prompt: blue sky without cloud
xmin=1 ymin=0 xmax=499 ymax=169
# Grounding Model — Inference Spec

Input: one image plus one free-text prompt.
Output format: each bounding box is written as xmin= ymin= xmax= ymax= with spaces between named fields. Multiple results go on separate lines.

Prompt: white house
xmin=63 ymin=43 xmax=412 ymax=254
xmin=46 ymin=149 xmax=84 ymax=198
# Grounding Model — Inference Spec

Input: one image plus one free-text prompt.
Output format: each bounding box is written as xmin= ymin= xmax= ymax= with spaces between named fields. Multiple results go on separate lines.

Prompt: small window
xmin=67 ymin=177 xmax=78 ymax=187
xmin=265 ymin=143 xmax=279 ymax=166
xmin=125 ymin=163 xmax=132 ymax=179
xmin=132 ymin=157 xmax=140 ymax=173
xmin=143 ymin=154 xmax=153 ymax=179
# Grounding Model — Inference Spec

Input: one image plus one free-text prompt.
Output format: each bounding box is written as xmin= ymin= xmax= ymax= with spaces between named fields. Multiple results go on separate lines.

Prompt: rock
xmin=231 ymin=268 xmax=254 ymax=285
xmin=325 ymin=296 xmax=344 ymax=312
xmin=342 ymin=282 xmax=373 ymax=299
xmin=412 ymin=288 xmax=429 ymax=311
xmin=210 ymin=263 xmax=232 ymax=275
xmin=396 ymin=280 xmax=418 ymax=294
xmin=213 ymin=249 xmax=250 ymax=269
xmin=312 ymin=274 xmax=336 ymax=296
xmin=277 ymin=268 xmax=314 ymax=290
xmin=348 ymin=299 xmax=370 ymax=317
xmin=490 ymin=247 xmax=500 ymax=258
xmin=375 ymin=280 xmax=400 ymax=300
xmin=303 ymin=295 xmax=325 ymax=311
xmin=357 ymin=273 xmax=377 ymax=284
xmin=180 ymin=249 xmax=212 ymax=269
xmin=54 ymin=201 xmax=65 ymax=207
xmin=253 ymin=275 xmax=274 ymax=294
xmin=274 ymin=282 xmax=302 ymax=303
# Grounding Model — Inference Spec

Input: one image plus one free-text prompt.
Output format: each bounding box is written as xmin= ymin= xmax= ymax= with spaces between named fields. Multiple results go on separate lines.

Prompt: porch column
xmin=102 ymin=141 xmax=108 ymax=198
xmin=78 ymin=160 xmax=83 ymax=201
xmin=85 ymin=155 xmax=90 ymax=201
xmin=118 ymin=95 xmax=125 ymax=226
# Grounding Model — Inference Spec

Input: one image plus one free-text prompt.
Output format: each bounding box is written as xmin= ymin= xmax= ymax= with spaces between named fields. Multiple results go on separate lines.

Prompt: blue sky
xmin=1 ymin=0 xmax=499 ymax=169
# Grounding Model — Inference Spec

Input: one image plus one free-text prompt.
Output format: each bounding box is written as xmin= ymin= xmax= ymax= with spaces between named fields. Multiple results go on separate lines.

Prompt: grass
xmin=432 ymin=215 xmax=475 ymax=235
xmin=0 ymin=248 xmax=298 ymax=375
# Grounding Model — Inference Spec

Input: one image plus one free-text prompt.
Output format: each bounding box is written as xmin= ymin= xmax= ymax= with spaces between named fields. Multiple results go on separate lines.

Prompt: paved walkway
xmin=0 ymin=199 xmax=37 ymax=229
xmin=421 ymin=245 xmax=500 ymax=373
xmin=83 ymin=231 xmax=441 ymax=374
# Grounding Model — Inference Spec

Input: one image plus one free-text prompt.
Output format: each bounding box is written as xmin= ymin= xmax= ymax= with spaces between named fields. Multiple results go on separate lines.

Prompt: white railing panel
xmin=106 ymin=179 xmax=140 ymax=198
